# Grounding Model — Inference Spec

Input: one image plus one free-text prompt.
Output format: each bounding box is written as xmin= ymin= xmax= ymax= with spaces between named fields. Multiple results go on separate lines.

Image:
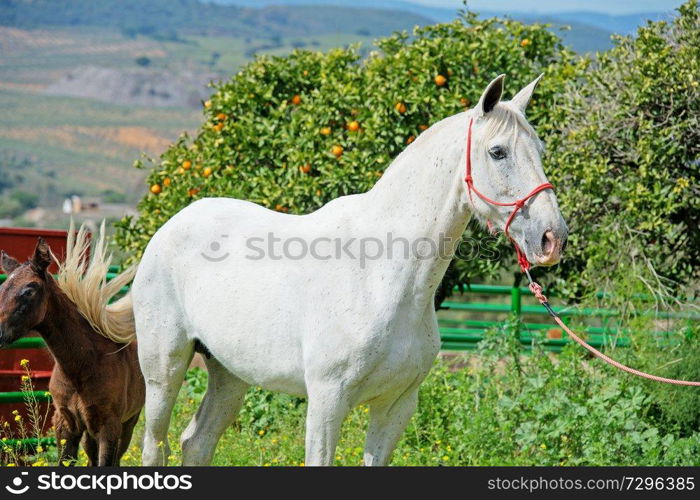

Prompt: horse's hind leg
xmin=181 ymin=356 xmax=249 ymax=465
xmin=138 ymin=320 xmax=194 ymax=466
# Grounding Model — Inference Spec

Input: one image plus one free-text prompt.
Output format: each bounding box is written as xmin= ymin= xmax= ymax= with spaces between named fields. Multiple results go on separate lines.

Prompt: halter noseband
xmin=464 ymin=117 xmax=554 ymax=272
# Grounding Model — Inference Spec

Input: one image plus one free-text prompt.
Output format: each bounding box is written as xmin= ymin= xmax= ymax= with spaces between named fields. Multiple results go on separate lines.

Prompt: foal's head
xmin=0 ymin=239 xmax=53 ymax=346
xmin=468 ymin=74 xmax=568 ymax=267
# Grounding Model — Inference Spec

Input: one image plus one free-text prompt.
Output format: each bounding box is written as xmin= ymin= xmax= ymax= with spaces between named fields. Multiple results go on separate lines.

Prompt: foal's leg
xmin=54 ymin=409 xmax=81 ymax=466
xmin=96 ymin=420 xmax=122 ymax=466
xmin=82 ymin=435 xmax=98 ymax=466
xmin=181 ymin=357 xmax=249 ymax=465
xmin=116 ymin=412 xmax=141 ymax=465
xmin=363 ymin=385 xmax=420 ymax=466
xmin=138 ymin=323 xmax=194 ymax=466
xmin=304 ymin=384 xmax=353 ymax=466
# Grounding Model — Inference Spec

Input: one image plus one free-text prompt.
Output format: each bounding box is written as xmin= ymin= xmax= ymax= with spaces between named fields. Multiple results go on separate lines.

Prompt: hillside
xmin=213 ymin=0 xmax=671 ymax=52
xmin=0 ymin=0 xmax=432 ymax=38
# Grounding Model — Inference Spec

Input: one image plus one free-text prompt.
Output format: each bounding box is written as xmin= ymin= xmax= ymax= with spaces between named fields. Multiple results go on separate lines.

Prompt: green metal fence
xmin=438 ymin=284 xmax=698 ymax=352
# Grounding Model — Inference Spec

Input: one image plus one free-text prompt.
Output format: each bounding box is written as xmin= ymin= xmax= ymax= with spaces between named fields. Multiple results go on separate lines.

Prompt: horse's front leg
xmin=304 ymin=383 xmax=353 ymax=466
xmin=363 ymin=383 xmax=420 ymax=466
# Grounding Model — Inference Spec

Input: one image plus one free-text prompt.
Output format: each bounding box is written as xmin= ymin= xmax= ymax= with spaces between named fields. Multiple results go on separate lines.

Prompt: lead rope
xmin=465 ymin=117 xmax=700 ymax=386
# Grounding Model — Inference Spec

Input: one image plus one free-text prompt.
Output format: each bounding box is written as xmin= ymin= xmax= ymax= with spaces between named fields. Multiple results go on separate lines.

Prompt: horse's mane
xmin=479 ymin=102 xmax=541 ymax=150
xmin=55 ymin=221 xmax=137 ymax=343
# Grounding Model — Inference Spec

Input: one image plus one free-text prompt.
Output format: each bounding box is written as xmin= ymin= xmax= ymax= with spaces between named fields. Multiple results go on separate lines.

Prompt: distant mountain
xmin=209 ymin=0 xmax=669 ymax=30
xmin=210 ymin=0 xmax=669 ymax=52
xmin=0 ymin=0 xmax=670 ymax=53
xmin=0 ymin=0 xmax=432 ymax=38
xmin=547 ymin=11 xmax=671 ymax=34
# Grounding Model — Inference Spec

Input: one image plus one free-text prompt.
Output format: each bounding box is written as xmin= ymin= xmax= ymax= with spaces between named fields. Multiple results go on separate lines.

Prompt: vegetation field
xmin=0 ymin=24 xmax=377 ymax=218
xmin=9 ymin=318 xmax=699 ymax=467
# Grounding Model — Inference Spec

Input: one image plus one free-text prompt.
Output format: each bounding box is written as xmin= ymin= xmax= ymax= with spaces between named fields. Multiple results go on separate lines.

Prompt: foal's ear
xmin=511 ymin=73 xmax=544 ymax=114
xmin=477 ymin=74 xmax=505 ymax=115
xmin=31 ymin=238 xmax=52 ymax=275
xmin=0 ymin=250 xmax=20 ymax=275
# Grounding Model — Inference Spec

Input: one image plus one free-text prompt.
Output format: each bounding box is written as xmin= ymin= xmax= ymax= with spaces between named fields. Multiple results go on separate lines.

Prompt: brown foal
xmin=0 ymin=238 xmax=143 ymax=466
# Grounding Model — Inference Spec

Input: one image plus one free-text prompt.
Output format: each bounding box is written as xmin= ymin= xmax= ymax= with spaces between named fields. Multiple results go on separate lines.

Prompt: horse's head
xmin=467 ymin=74 xmax=568 ymax=267
xmin=0 ymin=238 xmax=53 ymax=346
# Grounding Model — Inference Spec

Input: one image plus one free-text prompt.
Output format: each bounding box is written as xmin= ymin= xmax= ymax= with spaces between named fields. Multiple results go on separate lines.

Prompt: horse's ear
xmin=477 ymin=74 xmax=505 ymax=115
xmin=31 ymin=238 xmax=52 ymax=275
xmin=511 ymin=73 xmax=544 ymax=114
xmin=0 ymin=250 xmax=20 ymax=275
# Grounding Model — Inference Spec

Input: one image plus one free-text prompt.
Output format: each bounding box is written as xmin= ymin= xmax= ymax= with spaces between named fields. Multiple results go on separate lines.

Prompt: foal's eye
xmin=488 ymin=146 xmax=507 ymax=160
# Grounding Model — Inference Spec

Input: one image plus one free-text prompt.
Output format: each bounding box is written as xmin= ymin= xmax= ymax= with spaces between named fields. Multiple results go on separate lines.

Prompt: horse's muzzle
xmin=535 ymin=230 xmax=566 ymax=266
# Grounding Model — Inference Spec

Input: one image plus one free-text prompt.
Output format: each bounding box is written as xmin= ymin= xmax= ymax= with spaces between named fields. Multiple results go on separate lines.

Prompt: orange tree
xmin=115 ymin=11 xmax=580 ymax=301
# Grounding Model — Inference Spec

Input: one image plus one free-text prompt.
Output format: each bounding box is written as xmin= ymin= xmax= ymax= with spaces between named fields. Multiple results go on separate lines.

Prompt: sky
xmin=410 ymin=0 xmax=686 ymax=15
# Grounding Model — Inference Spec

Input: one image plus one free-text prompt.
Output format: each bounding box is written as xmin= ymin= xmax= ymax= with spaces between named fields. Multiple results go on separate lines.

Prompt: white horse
xmin=130 ymin=74 xmax=568 ymax=466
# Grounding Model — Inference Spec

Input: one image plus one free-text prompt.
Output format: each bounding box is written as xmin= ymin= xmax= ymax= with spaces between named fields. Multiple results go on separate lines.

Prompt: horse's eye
xmin=489 ymin=146 xmax=507 ymax=160
xmin=20 ymin=288 xmax=36 ymax=299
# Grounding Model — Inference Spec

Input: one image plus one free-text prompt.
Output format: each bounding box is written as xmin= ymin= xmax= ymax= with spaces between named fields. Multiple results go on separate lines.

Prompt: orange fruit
xmin=217 ymin=113 xmax=227 ymax=121
xmin=419 ymin=124 xmax=429 ymax=131
xmin=434 ymin=74 xmax=447 ymax=86
xmin=275 ymin=204 xmax=288 ymax=212
xmin=320 ymin=127 xmax=332 ymax=136
xmin=331 ymin=145 xmax=343 ymax=157
xmin=315 ymin=189 xmax=321 ymax=196
xmin=520 ymin=38 xmax=531 ymax=47
xmin=300 ymin=164 xmax=311 ymax=174
xmin=150 ymin=184 xmax=161 ymax=194
xmin=163 ymin=177 xmax=171 ymax=187
xmin=203 ymin=167 xmax=212 ymax=177
xmin=291 ymin=94 xmax=302 ymax=105
xmin=182 ymin=160 xmax=192 ymax=170
xmin=188 ymin=188 xmax=200 ymax=197
xmin=460 ymin=97 xmax=470 ymax=107
xmin=395 ymin=102 xmax=407 ymax=114
xmin=347 ymin=121 xmax=360 ymax=132
xmin=406 ymin=135 xmax=415 ymax=144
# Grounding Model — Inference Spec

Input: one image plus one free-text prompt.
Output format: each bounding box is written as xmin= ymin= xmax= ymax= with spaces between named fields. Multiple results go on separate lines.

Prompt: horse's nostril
xmin=541 ymin=231 xmax=555 ymax=256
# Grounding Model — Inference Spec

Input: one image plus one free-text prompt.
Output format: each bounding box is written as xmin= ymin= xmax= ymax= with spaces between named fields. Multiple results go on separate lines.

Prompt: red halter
xmin=464 ymin=117 xmax=554 ymax=272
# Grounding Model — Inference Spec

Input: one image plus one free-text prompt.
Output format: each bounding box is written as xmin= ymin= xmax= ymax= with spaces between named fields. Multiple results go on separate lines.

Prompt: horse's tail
xmin=55 ymin=220 xmax=138 ymax=344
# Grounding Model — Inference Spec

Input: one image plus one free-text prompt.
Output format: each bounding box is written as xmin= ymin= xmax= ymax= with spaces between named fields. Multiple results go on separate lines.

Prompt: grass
xmin=5 ymin=319 xmax=700 ymax=467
